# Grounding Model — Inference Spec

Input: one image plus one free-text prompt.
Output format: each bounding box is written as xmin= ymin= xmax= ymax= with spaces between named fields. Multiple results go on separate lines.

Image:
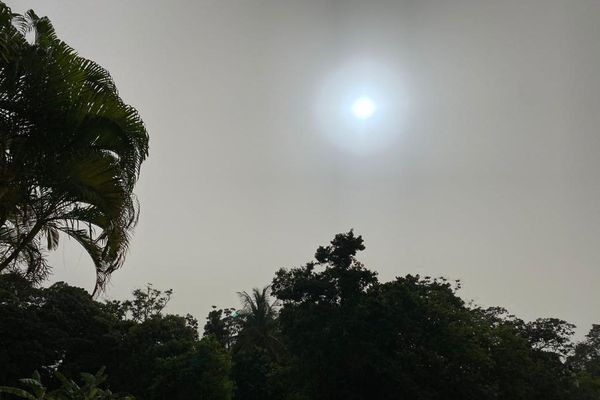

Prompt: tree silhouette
xmin=0 ymin=3 xmax=148 ymax=292
xmin=235 ymin=286 xmax=281 ymax=357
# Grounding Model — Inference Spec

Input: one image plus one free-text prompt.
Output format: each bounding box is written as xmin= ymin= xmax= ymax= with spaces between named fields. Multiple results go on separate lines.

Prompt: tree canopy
xmin=0 ymin=2 xmax=148 ymax=293
xmin=1 ymin=232 xmax=600 ymax=399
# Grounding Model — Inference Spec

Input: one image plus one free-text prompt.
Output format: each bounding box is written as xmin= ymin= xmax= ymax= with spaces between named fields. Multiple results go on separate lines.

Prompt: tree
xmin=231 ymin=287 xmax=285 ymax=400
xmin=0 ymin=274 xmax=118 ymax=388
xmin=100 ymin=286 xmax=199 ymax=399
xmin=271 ymin=231 xmax=582 ymax=400
xmin=203 ymin=307 xmax=240 ymax=350
xmin=571 ymin=325 xmax=600 ymax=376
xmin=231 ymin=346 xmax=287 ymax=400
xmin=0 ymin=3 xmax=149 ymax=292
xmin=0 ymin=278 xmax=208 ymax=400
xmin=149 ymin=337 xmax=233 ymax=400
xmin=235 ymin=286 xmax=281 ymax=356
xmin=121 ymin=284 xmax=173 ymax=323
xmin=271 ymin=231 xmax=387 ymax=400
xmin=569 ymin=325 xmax=600 ymax=399
xmin=109 ymin=314 xmax=199 ymax=398
xmin=35 ymin=282 xmax=119 ymax=381
xmin=0 ymin=273 xmax=55 ymax=387
xmin=522 ymin=318 xmax=576 ymax=357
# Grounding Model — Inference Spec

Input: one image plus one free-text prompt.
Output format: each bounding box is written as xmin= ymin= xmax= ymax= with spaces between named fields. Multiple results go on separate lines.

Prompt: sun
xmin=351 ymin=96 xmax=376 ymax=119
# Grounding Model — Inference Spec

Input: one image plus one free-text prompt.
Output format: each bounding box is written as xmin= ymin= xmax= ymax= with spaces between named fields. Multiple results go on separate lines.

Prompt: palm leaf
xmin=0 ymin=386 xmax=37 ymax=400
xmin=0 ymin=3 xmax=148 ymax=292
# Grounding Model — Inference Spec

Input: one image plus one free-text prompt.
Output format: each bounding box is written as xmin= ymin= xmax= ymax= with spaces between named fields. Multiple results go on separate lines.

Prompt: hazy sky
xmin=8 ymin=0 xmax=600 ymax=336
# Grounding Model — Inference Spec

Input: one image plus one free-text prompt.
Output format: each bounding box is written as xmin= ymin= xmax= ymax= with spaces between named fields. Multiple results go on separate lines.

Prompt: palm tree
xmin=236 ymin=286 xmax=282 ymax=358
xmin=0 ymin=4 xmax=149 ymax=293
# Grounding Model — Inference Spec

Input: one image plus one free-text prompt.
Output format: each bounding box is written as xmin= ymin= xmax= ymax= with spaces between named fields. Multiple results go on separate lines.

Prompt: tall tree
xmin=231 ymin=287 xmax=285 ymax=400
xmin=204 ymin=307 xmax=240 ymax=350
xmin=271 ymin=231 xmax=582 ymax=400
xmin=235 ymin=286 xmax=280 ymax=356
xmin=0 ymin=3 xmax=149 ymax=292
xmin=271 ymin=230 xmax=385 ymax=400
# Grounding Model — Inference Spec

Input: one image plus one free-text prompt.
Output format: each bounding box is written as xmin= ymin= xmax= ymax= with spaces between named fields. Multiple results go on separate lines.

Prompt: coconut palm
xmin=0 ymin=3 xmax=149 ymax=293
xmin=236 ymin=286 xmax=282 ymax=358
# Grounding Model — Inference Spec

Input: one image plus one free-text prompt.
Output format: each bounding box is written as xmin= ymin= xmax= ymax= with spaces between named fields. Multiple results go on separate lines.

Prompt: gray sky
xmin=8 ymin=0 xmax=600 ymax=336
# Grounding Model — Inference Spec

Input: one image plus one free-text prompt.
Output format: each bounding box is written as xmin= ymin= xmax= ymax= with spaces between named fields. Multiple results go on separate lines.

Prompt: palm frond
xmin=0 ymin=3 xmax=148 ymax=292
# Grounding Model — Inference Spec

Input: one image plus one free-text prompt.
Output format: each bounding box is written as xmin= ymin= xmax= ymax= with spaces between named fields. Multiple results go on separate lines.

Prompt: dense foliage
xmin=0 ymin=278 xmax=232 ymax=400
xmin=1 ymin=231 xmax=599 ymax=399
xmin=0 ymin=2 xmax=148 ymax=292
xmin=0 ymin=369 xmax=133 ymax=400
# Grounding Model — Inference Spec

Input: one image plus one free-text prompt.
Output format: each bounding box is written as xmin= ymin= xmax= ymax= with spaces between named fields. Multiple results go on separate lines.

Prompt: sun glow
xmin=351 ymin=96 xmax=376 ymax=119
xmin=314 ymin=58 xmax=408 ymax=154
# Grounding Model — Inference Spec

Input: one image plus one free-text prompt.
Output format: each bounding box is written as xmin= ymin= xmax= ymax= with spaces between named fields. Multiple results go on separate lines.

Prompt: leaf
xmin=0 ymin=386 xmax=37 ymax=400
xmin=45 ymin=226 xmax=59 ymax=250
xmin=18 ymin=377 xmax=45 ymax=398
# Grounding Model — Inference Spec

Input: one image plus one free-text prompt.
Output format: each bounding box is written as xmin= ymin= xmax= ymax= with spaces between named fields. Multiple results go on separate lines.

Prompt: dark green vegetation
xmin=0 ymin=2 xmax=148 ymax=293
xmin=1 ymin=231 xmax=600 ymax=399
xmin=0 ymin=369 xmax=134 ymax=400
xmin=0 ymin=277 xmax=231 ymax=400
xmin=0 ymin=2 xmax=599 ymax=400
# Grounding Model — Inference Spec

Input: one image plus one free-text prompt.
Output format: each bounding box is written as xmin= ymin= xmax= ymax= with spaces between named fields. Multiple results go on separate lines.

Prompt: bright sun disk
xmin=351 ymin=96 xmax=376 ymax=119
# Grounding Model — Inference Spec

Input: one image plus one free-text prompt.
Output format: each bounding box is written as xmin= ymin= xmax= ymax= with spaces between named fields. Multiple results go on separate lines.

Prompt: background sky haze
xmin=8 ymin=0 xmax=600 ymax=336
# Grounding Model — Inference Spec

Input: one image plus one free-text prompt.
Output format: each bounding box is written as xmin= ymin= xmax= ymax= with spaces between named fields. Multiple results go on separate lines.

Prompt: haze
xmin=8 ymin=0 xmax=600 ymax=336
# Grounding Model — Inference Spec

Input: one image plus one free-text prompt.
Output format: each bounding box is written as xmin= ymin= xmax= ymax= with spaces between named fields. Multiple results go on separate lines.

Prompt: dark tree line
xmin=0 ymin=276 xmax=231 ymax=400
xmin=2 ymin=231 xmax=599 ymax=400
xmin=208 ymin=231 xmax=600 ymax=400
